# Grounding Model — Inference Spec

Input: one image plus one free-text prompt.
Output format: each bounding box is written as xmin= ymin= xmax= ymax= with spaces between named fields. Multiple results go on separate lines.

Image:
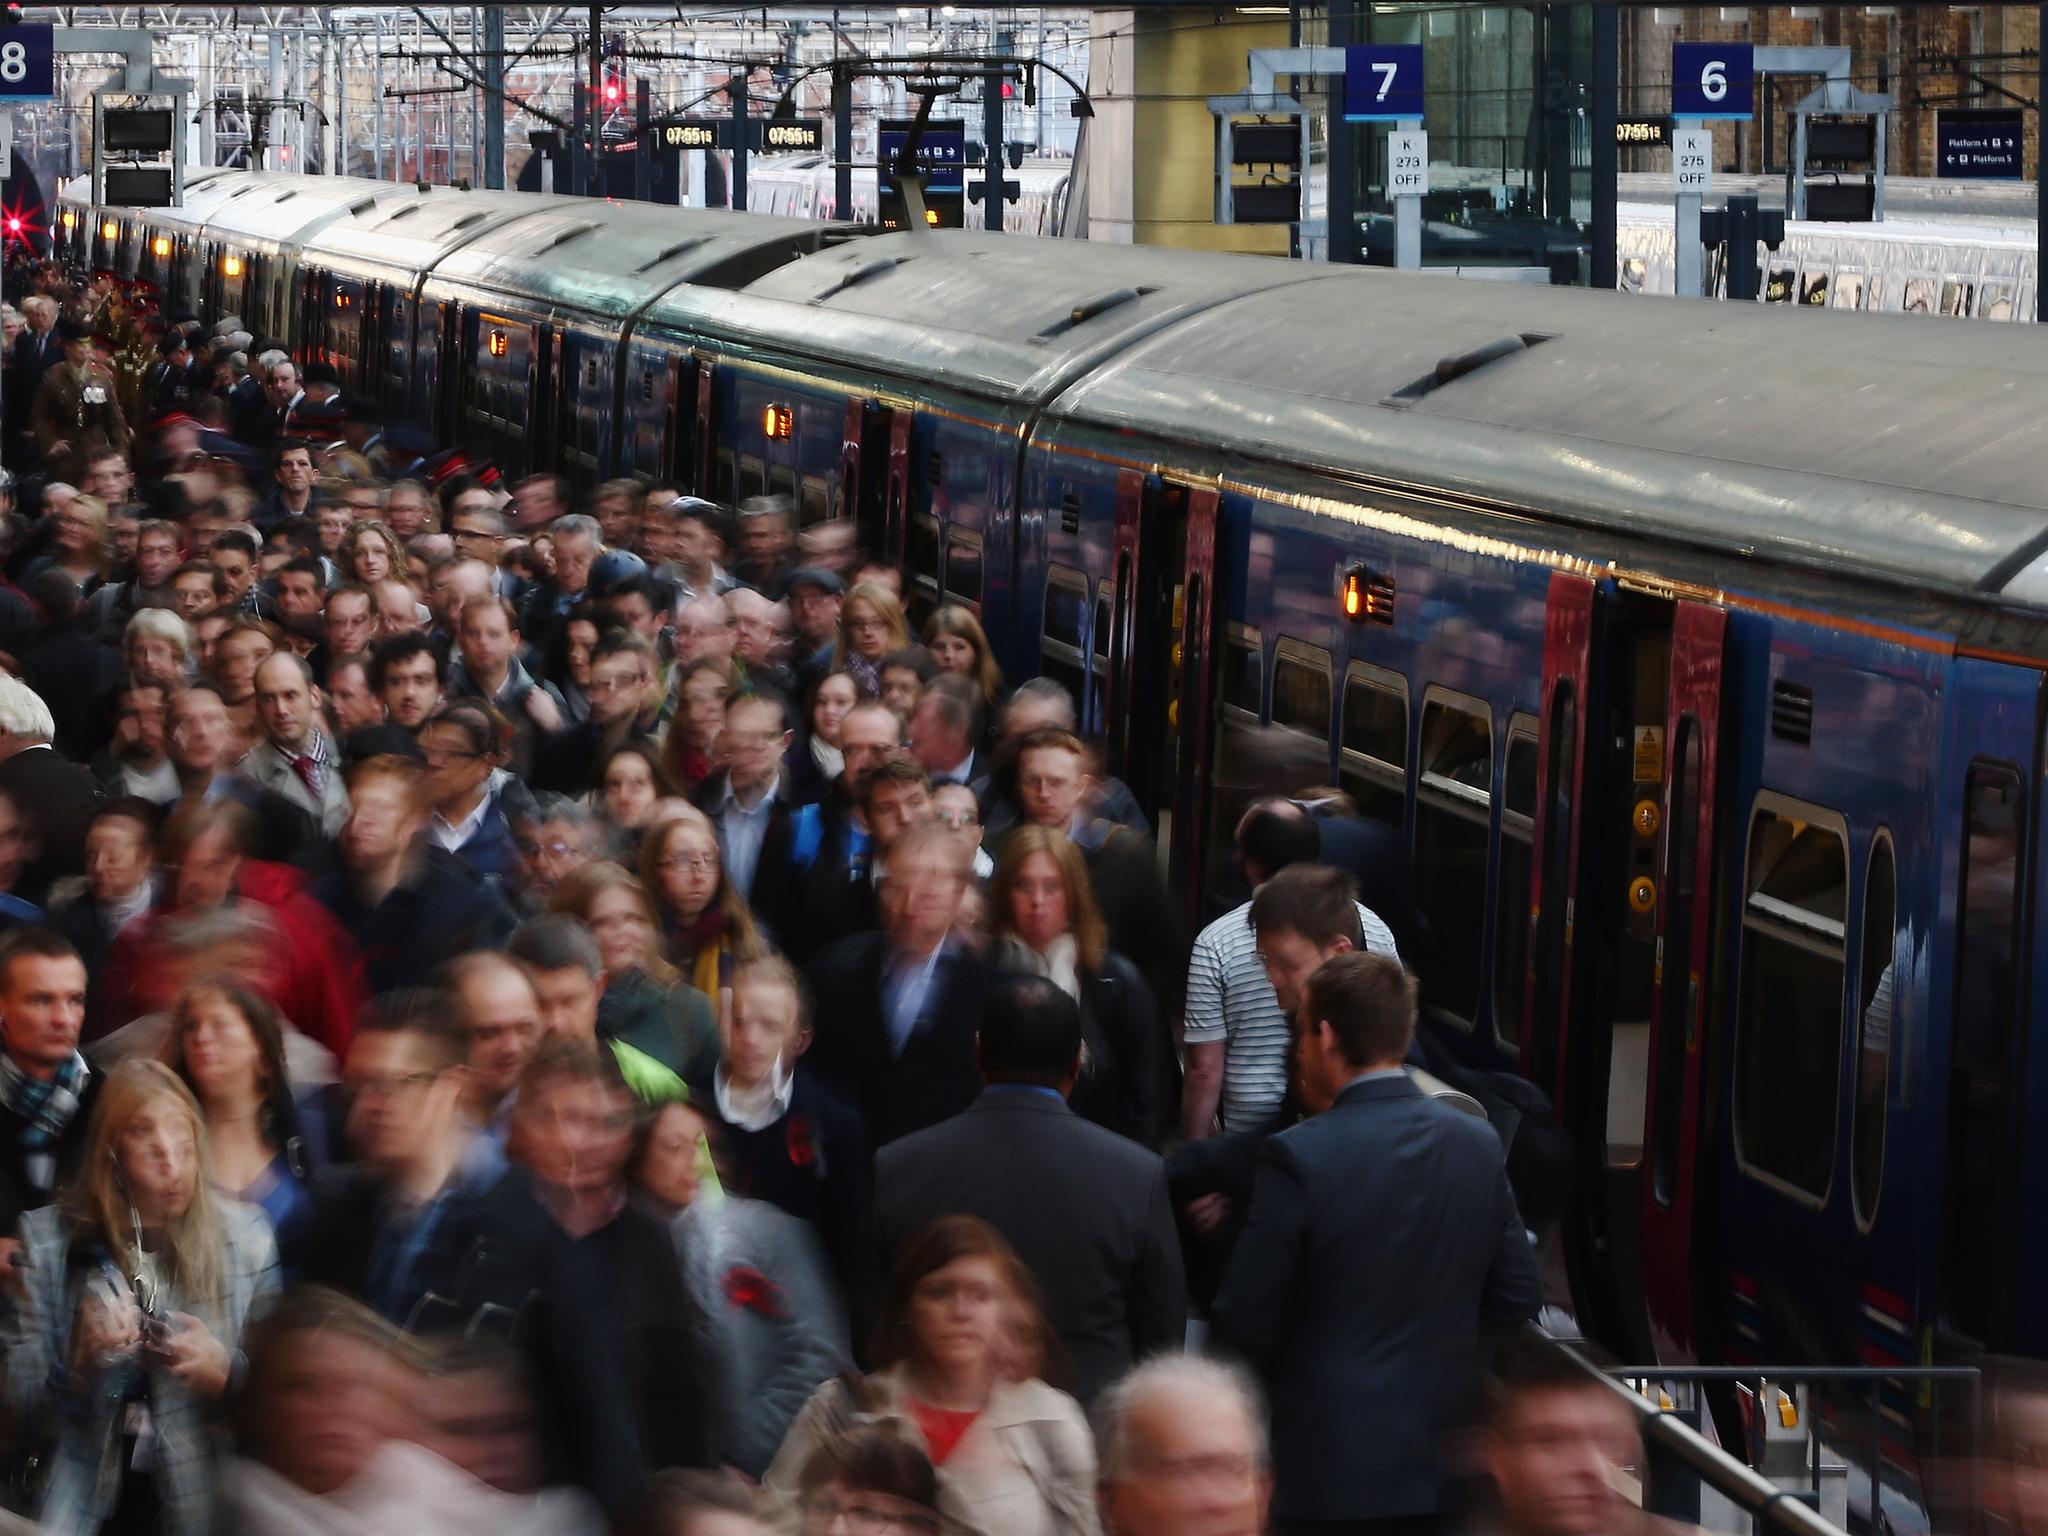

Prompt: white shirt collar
xmin=713 ymin=1058 xmax=794 ymax=1133
xmin=721 ymin=771 xmax=778 ymax=815
xmin=430 ymin=793 xmax=493 ymax=852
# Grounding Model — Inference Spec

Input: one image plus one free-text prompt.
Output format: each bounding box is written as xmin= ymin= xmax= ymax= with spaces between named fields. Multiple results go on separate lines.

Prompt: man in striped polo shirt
xmin=1181 ymin=804 xmax=1399 ymax=1139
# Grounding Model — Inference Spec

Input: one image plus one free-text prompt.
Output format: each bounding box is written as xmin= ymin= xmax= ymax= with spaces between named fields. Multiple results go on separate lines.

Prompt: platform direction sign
xmin=1937 ymin=110 xmax=2023 ymax=180
xmin=1342 ymin=44 xmax=1424 ymax=123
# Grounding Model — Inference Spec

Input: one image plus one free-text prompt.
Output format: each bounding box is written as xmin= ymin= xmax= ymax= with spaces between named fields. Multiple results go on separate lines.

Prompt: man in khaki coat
xmin=31 ymin=317 xmax=131 ymax=484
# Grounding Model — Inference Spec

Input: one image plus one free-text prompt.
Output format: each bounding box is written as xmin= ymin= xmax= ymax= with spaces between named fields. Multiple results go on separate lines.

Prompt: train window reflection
xmin=1734 ymin=797 xmax=1848 ymax=1204
xmin=945 ymin=530 xmax=983 ymax=612
xmin=1207 ymin=626 xmax=1266 ymax=903
xmin=1340 ymin=664 xmax=1407 ymax=829
xmin=908 ymin=514 xmax=941 ymax=627
xmin=1416 ymin=691 xmax=1494 ymax=1031
xmin=1852 ymin=832 xmax=1896 ymax=1230
xmin=1040 ymin=566 xmax=1089 ymax=711
xmin=1493 ymin=718 xmax=1537 ymax=1051
xmin=1942 ymin=763 xmax=2024 ymax=1341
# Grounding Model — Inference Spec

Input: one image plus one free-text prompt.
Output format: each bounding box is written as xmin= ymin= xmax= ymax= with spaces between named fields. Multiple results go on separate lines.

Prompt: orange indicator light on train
xmin=101 ymin=219 xmax=118 ymax=240
xmin=488 ymin=329 xmax=509 ymax=358
xmin=60 ymin=211 xmax=75 ymax=229
xmin=223 ymin=254 xmax=242 ymax=277
xmin=1342 ymin=567 xmax=1366 ymax=621
xmin=763 ymin=404 xmax=794 ymax=440
xmin=152 ymin=236 xmax=170 ymax=257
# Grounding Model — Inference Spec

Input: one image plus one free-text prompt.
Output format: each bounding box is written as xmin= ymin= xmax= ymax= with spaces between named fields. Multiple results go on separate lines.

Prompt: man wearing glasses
xmin=532 ymin=632 xmax=659 ymax=799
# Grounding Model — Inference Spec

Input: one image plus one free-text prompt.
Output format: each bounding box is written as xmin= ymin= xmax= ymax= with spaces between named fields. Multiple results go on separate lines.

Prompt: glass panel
xmin=1207 ymin=632 xmax=1266 ymax=906
xmin=1735 ymin=804 xmax=1846 ymax=1200
xmin=1040 ymin=571 xmax=1088 ymax=710
xmin=946 ymin=533 xmax=984 ymax=608
xmin=1493 ymin=727 xmax=1537 ymax=1049
xmin=1273 ymin=650 xmax=1331 ymax=738
xmin=1942 ymin=765 xmax=2023 ymax=1340
xmin=1416 ymin=697 xmax=1493 ymax=1028
xmin=1852 ymin=836 xmax=1896 ymax=1228
xmin=1651 ymin=719 xmax=1701 ymax=1206
xmin=1341 ymin=670 xmax=1407 ymax=828
xmin=1530 ymin=681 xmax=1576 ymax=1092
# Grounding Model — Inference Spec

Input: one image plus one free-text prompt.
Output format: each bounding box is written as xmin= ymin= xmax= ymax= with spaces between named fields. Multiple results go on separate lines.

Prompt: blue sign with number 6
xmin=1672 ymin=42 xmax=1752 ymax=120
xmin=1342 ymin=44 xmax=1424 ymax=123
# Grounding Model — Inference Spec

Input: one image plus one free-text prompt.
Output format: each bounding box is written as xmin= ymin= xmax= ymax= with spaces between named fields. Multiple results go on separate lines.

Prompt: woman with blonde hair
xmin=4 ymin=1059 xmax=278 ymax=1536
xmin=835 ymin=581 xmax=910 ymax=699
xmin=338 ymin=517 xmax=408 ymax=588
xmin=32 ymin=490 xmax=111 ymax=589
xmin=550 ymin=860 xmax=719 ymax=1085
xmin=988 ymin=827 xmax=1170 ymax=1148
xmin=768 ymin=1215 xmax=1098 ymax=1536
xmin=922 ymin=605 xmax=1004 ymax=719
xmin=640 ymin=806 xmax=770 ymax=997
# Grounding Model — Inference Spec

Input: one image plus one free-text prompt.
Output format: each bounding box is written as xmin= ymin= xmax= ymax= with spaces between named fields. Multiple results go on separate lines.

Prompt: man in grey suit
xmin=237 ymin=653 xmax=350 ymax=836
xmin=1212 ymin=952 xmax=1542 ymax=1536
xmin=874 ymin=974 xmax=1187 ymax=1405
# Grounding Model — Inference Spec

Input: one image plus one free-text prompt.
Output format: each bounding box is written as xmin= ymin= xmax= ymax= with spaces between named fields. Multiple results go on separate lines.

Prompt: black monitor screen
xmin=103 ymin=108 xmax=175 ymax=155
xmin=104 ymin=166 xmax=175 ymax=207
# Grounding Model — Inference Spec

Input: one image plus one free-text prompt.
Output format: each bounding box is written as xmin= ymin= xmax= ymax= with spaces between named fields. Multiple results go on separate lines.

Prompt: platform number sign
xmin=0 ymin=26 xmax=53 ymax=101
xmin=1343 ymin=44 xmax=1424 ymax=123
xmin=1672 ymin=42 xmax=1752 ymax=121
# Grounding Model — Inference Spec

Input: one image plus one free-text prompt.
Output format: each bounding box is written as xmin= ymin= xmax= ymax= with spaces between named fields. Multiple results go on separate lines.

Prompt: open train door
xmin=1637 ymin=600 xmax=1726 ymax=1361
xmin=1525 ymin=572 xmax=1596 ymax=1105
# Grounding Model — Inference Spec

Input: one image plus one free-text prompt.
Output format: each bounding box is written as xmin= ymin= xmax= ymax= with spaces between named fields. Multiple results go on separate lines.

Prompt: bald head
xmin=445 ymin=951 xmax=544 ymax=1110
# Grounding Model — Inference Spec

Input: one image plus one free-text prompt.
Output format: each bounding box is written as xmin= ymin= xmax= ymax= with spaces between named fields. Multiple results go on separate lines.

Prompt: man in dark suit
xmin=0 ymin=675 xmax=103 ymax=903
xmin=907 ymin=676 xmax=990 ymax=798
xmin=801 ymin=820 xmax=995 ymax=1151
xmin=875 ymin=974 xmax=1186 ymax=1405
xmin=1212 ymin=952 xmax=1542 ymax=1535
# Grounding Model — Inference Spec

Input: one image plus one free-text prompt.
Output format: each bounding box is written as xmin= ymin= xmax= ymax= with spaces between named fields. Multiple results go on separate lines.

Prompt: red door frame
xmin=1524 ymin=571 xmax=1597 ymax=1109
xmin=1638 ymin=600 xmax=1726 ymax=1360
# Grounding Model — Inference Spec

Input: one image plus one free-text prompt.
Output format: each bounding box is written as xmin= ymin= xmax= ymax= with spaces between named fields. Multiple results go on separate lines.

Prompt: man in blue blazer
xmin=1211 ymin=951 xmax=1542 ymax=1535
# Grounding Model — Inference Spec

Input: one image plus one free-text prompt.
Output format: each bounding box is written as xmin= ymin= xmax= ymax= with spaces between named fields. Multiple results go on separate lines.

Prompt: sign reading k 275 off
xmin=1342 ymin=44 xmax=1424 ymax=123
xmin=1671 ymin=42 xmax=1752 ymax=121
xmin=1672 ymin=127 xmax=1713 ymax=193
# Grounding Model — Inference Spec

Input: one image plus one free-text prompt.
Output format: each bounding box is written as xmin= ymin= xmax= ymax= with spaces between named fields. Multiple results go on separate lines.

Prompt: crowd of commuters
xmin=0 ymin=255 xmax=1662 ymax=1536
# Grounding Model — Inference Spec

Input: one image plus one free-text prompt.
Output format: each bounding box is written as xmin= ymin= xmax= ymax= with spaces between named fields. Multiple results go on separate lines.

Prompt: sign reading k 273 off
xmin=1342 ymin=44 xmax=1424 ymax=123
xmin=1671 ymin=42 xmax=1752 ymax=121
xmin=0 ymin=25 xmax=55 ymax=102
xmin=1387 ymin=130 xmax=1428 ymax=195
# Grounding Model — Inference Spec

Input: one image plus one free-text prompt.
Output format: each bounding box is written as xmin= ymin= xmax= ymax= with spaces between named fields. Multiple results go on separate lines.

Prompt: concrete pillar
xmin=1085 ymin=8 xmax=1291 ymax=253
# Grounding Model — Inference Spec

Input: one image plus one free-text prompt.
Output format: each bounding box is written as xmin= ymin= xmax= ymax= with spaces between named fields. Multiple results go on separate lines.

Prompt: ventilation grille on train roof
xmin=1770 ymin=680 xmax=1813 ymax=745
xmin=1385 ymin=332 xmax=1555 ymax=405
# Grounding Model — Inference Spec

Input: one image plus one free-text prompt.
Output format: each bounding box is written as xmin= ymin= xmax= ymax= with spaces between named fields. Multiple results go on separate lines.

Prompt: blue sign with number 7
xmin=1343 ymin=44 xmax=1424 ymax=123
xmin=1671 ymin=42 xmax=1752 ymax=120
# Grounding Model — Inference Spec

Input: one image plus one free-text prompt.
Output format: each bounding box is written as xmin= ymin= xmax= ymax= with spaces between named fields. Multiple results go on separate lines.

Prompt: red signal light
xmin=603 ymin=81 xmax=622 ymax=104
xmin=1001 ymin=82 xmax=1015 ymax=99
xmin=5 ymin=217 xmax=20 ymax=235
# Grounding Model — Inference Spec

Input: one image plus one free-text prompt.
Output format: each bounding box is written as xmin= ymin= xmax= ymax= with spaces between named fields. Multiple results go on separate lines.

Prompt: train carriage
xmin=58 ymin=167 xmax=2048 ymax=1525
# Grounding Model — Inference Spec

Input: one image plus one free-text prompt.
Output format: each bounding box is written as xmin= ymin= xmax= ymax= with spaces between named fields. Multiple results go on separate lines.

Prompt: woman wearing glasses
xmin=769 ymin=1216 xmax=1099 ymax=1536
xmin=641 ymin=807 xmax=770 ymax=1001
xmin=4 ymin=1060 xmax=278 ymax=1536
xmin=834 ymin=583 xmax=910 ymax=700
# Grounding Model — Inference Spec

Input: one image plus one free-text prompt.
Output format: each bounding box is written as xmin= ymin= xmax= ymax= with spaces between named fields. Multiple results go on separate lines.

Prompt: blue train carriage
xmin=412 ymin=199 xmax=854 ymax=486
xmin=57 ymin=167 xmax=230 ymax=303
xmin=1043 ymin=269 xmax=2048 ymax=1494
xmin=639 ymin=227 xmax=1330 ymax=694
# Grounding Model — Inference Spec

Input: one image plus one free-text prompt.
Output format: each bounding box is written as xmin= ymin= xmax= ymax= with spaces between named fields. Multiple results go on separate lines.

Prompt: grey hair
xmin=125 ymin=605 xmax=193 ymax=661
xmin=1094 ymin=1354 xmax=1268 ymax=1486
xmin=0 ymin=676 xmax=55 ymax=745
xmin=507 ymin=914 xmax=604 ymax=979
xmin=1006 ymin=676 xmax=1077 ymax=729
xmin=256 ymin=348 xmax=287 ymax=373
xmin=551 ymin=513 xmax=601 ymax=546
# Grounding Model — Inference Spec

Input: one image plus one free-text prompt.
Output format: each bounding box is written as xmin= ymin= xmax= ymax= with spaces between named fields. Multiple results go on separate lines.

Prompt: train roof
xmin=1049 ymin=271 xmax=2048 ymax=600
xmin=645 ymin=228 xmax=1333 ymax=406
xmin=425 ymin=199 xmax=859 ymax=319
xmin=190 ymin=172 xmax=437 ymax=249
xmin=297 ymin=181 xmax=555 ymax=283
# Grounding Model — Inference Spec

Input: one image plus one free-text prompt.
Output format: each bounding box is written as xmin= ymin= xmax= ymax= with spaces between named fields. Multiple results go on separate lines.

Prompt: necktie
xmin=290 ymin=752 xmax=321 ymax=801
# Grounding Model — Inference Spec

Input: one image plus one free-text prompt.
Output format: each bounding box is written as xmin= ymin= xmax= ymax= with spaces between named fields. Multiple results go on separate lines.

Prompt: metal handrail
xmin=1537 ymin=1331 xmax=1851 ymax=1536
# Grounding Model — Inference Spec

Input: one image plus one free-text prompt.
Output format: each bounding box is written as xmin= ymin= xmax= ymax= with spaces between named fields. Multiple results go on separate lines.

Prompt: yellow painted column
xmin=1087 ymin=9 xmax=1294 ymax=255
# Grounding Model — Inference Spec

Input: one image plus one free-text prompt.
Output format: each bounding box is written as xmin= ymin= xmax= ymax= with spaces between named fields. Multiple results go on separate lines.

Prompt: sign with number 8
xmin=0 ymin=25 xmax=52 ymax=100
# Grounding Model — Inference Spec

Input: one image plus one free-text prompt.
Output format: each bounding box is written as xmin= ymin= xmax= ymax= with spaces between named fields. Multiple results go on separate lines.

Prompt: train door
xmin=1105 ymin=468 xmax=1220 ymax=907
xmin=431 ymin=300 xmax=463 ymax=445
xmin=1527 ymin=574 xmax=1729 ymax=1360
xmin=1934 ymin=659 xmax=2040 ymax=1357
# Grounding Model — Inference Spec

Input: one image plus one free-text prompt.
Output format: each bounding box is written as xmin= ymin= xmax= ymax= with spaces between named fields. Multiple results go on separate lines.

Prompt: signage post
xmin=1343 ymin=44 xmax=1425 ymax=271
xmin=1671 ymin=42 xmax=1751 ymax=300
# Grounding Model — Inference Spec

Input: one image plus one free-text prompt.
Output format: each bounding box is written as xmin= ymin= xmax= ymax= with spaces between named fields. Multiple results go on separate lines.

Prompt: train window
xmin=1207 ymin=626 xmax=1266 ymax=903
xmin=768 ymin=465 xmax=799 ymax=509
xmin=1942 ymin=764 xmax=2024 ymax=1341
xmin=1271 ymin=640 xmax=1333 ymax=793
xmin=1340 ymin=663 xmax=1408 ymax=827
xmin=800 ymin=475 xmax=831 ymax=528
xmin=737 ymin=455 xmax=766 ymax=499
xmin=908 ymin=514 xmax=942 ymax=627
xmin=1851 ymin=831 xmax=1896 ymax=1231
xmin=1493 ymin=716 xmax=1538 ymax=1050
xmin=1415 ymin=691 xmax=1495 ymax=1030
xmin=715 ymin=449 xmax=737 ymax=507
xmin=945 ymin=529 xmax=984 ymax=612
xmin=1091 ymin=586 xmax=1111 ymax=694
xmin=1734 ymin=796 xmax=1848 ymax=1205
xmin=1040 ymin=566 xmax=1090 ymax=708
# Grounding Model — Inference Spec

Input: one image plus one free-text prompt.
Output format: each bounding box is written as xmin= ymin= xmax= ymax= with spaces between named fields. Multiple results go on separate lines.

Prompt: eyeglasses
xmin=659 ymin=853 xmax=718 ymax=874
xmin=589 ymin=674 xmax=645 ymax=696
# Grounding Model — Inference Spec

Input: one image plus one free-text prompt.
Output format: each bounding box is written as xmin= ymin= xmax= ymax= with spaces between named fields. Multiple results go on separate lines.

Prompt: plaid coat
xmin=5 ymin=1199 xmax=279 ymax=1536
